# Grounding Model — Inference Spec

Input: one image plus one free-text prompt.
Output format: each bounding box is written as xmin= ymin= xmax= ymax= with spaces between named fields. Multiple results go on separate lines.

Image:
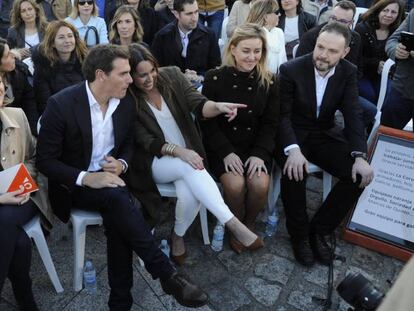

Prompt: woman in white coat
xmin=246 ymin=0 xmax=287 ymax=73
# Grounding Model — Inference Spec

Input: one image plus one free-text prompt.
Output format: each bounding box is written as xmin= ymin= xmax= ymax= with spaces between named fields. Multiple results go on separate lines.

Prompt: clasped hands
xmin=224 ymin=153 xmax=267 ymax=179
xmin=82 ymin=156 xmax=125 ymax=189
xmin=283 ymin=148 xmax=374 ymax=188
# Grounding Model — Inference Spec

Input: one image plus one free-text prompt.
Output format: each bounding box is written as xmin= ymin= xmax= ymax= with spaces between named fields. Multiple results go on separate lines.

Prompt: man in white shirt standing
xmin=276 ymin=22 xmax=373 ymax=267
xmin=36 ymin=44 xmax=208 ymax=310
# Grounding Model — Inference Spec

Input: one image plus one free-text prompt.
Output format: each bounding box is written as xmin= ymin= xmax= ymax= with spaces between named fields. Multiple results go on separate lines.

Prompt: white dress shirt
xmin=76 ymin=82 xmax=121 ymax=185
xmin=284 ymin=66 xmax=336 ymax=155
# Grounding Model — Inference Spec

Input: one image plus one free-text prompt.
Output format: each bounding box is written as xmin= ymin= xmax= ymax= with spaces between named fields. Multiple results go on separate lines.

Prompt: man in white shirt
xmin=277 ymin=22 xmax=373 ymax=267
xmin=36 ymin=44 xmax=208 ymax=310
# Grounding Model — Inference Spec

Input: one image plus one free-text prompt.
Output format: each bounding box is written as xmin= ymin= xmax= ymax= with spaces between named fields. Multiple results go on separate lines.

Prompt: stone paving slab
xmin=0 ymin=185 xmax=405 ymax=311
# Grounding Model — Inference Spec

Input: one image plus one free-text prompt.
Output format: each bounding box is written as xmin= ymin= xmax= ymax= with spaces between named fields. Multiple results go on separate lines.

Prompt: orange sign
xmin=0 ymin=163 xmax=38 ymax=195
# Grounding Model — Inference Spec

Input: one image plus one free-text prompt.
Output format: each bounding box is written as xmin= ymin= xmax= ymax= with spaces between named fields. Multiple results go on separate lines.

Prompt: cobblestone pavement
xmin=0 ymin=176 xmax=404 ymax=310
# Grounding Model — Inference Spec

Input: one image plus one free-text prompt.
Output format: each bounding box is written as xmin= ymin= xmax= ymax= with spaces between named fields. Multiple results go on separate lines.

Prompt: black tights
xmin=0 ymin=200 xmax=38 ymax=311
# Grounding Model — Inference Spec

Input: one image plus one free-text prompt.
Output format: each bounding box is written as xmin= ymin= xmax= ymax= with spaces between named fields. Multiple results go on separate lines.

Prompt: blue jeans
xmin=199 ymin=10 xmax=224 ymax=39
xmin=381 ymin=83 xmax=414 ymax=131
xmin=359 ymin=96 xmax=377 ymax=127
xmin=359 ymin=77 xmax=381 ymax=104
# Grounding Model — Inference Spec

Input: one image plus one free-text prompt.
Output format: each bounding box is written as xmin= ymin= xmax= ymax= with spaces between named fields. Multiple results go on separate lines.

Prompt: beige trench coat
xmin=0 ymin=107 xmax=53 ymax=230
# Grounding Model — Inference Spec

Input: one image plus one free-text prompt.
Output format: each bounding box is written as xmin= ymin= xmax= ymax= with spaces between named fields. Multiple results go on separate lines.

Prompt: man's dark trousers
xmin=277 ymin=132 xmax=363 ymax=241
xmin=72 ymin=186 xmax=175 ymax=311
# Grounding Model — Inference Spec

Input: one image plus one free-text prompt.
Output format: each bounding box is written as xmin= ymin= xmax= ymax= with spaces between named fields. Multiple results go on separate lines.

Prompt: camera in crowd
xmin=337 ymin=273 xmax=385 ymax=311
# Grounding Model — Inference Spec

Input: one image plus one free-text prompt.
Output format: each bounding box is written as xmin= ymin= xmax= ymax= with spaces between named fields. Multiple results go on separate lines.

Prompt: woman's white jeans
xmin=152 ymin=156 xmax=234 ymax=236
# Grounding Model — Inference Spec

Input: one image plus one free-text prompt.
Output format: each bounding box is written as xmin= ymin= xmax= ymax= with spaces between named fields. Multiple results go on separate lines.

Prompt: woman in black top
xmin=109 ymin=0 xmax=161 ymax=45
xmin=7 ymin=0 xmax=48 ymax=59
xmin=32 ymin=20 xmax=88 ymax=114
xmin=277 ymin=0 xmax=316 ymax=58
xmin=201 ymin=24 xmax=279 ymax=253
xmin=0 ymin=38 xmax=38 ymax=134
xmin=355 ymin=0 xmax=404 ymax=104
xmin=109 ymin=5 xmax=145 ymax=46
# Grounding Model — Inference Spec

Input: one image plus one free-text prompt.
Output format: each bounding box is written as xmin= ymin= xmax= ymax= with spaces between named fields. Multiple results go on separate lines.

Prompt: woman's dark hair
xmin=277 ymin=0 xmax=303 ymax=15
xmin=241 ymin=0 xmax=254 ymax=4
xmin=128 ymin=43 xmax=171 ymax=104
xmin=361 ymin=0 xmax=404 ymax=33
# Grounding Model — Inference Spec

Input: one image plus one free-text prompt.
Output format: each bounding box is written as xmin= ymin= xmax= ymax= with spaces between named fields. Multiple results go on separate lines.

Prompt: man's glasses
xmin=329 ymin=15 xmax=353 ymax=25
xmin=78 ymin=0 xmax=94 ymax=6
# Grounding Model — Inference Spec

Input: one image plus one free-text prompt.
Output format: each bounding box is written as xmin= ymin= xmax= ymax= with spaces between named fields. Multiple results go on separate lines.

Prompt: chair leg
xmin=29 ymin=220 xmax=64 ymax=293
xmin=72 ymin=218 xmax=87 ymax=292
xmin=199 ymin=204 xmax=210 ymax=245
xmin=267 ymin=167 xmax=281 ymax=214
xmin=25 ymin=218 xmax=64 ymax=294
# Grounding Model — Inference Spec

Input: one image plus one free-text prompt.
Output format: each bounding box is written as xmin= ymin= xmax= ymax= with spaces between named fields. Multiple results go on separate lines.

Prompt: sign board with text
xmin=344 ymin=126 xmax=414 ymax=261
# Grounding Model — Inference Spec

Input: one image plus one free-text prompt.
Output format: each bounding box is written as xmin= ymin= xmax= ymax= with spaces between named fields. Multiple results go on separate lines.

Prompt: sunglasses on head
xmin=78 ymin=0 xmax=94 ymax=5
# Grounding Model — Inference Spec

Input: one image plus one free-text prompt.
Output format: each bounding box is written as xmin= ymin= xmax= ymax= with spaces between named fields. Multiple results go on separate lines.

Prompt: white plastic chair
xmin=267 ymin=162 xmax=333 ymax=213
xmin=23 ymin=215 xmax=64 ymax=293
xmin=70 ymin=183 xmax=210 ymax=291
xmin=353 ymin=7 xmax=368 ymax=29
xmin=70 ymin=209 xmax=103 ymax=292
xmin=292 ymin=44 xmax=299 ymax=59
xmin=367 ymin=58 xmax=395 ymax=146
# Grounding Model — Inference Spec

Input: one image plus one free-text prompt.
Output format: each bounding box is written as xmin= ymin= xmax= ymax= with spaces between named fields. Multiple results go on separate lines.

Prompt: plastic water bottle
xmin=83 ymin=260 xmax=97 ymax=294
xmin=265 ymin=210 xmax=279 ymax=237
xmin=211 ymin=222 xmax=225 ymax=252
xmin=159 ymin=239 xmax=170 ymax=258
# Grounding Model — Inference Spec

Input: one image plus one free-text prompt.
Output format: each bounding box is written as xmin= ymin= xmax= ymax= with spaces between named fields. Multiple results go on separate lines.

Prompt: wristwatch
xmin=351 ymin=151 xmax=368 ymax=161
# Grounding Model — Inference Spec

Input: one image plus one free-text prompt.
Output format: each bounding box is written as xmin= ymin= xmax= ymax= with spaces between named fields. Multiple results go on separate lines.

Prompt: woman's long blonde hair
xmin=109 ymin=5 xmax=144 ymax=44
xmin=223 ymin=23 xmax=273 ymax=90
xmin=10 ymin=0 xmax=48 ymax=32
xmin=39 ymin=20 xmax=88 ymax=66
xmin=246 ymin=0 xmax=279 ymax=27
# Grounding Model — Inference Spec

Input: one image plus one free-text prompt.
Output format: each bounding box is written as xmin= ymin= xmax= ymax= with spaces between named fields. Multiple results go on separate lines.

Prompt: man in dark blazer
xmin=297 ymin=0 xmax=377 ymax=131
xmin=151 ymin=0 xmax=221 ymax=85
xmin=277 ymin=22 xmax=374 ymax=267
xmin=36 ymin=45 xmax=208 ymax=310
